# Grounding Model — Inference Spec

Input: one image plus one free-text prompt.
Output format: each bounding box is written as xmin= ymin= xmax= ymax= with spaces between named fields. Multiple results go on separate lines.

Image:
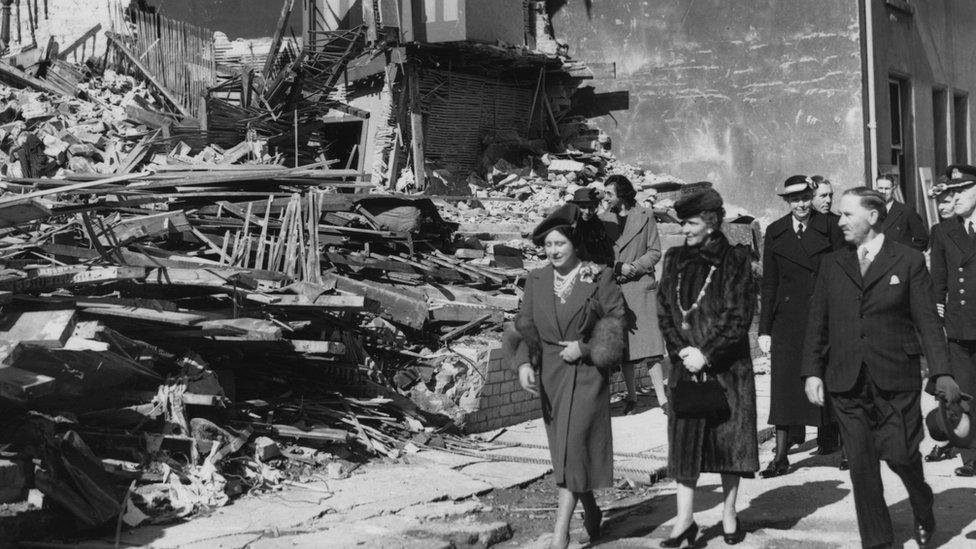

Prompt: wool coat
xmin=658 ymin=232 xmax=759 ymax=481
xmin=881 ymin=200 xmax=929 ymax=251
xmin=601 ymin=206 xmax=667 ymax=360
xmin=510 ymin=265 xmax=626 ymax=491
xmin=760 ymin=212 xmax=842 ymax=426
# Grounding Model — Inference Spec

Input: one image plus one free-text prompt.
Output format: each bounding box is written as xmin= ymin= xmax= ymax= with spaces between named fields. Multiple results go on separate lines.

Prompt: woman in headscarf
xmin=504 ymin=204 xmax=626 ymax=548
xmin=657 ymin=186 xmax=759 ymax=547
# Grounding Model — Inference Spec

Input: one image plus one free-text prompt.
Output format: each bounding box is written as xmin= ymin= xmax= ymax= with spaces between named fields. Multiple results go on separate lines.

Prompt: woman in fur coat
xmin=504 ymin=203 xmax=626 ymax=549
xmin=656 ymin=187 xmax=759 ymax=547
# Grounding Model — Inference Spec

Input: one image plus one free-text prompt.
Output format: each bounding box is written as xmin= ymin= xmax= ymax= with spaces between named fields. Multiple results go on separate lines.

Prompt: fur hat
xmin=926 ymin=392 xmax=975 ymax=448
xmin=674 ymin=187 xmax=724 ymax=220
xmin=531 ymin=203 xmax=579 ymax=246
xmin=777 ymin=174 xmax=816 ymax=196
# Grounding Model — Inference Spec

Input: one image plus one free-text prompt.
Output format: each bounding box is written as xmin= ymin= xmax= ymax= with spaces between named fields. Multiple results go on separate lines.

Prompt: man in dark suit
xmin=929 ymin=164 xmax=976 ymax=476
xmin=875 ymin=177 xmax=929 ymax=250
xmin=803 ymin=187 xmax=961 ymax=549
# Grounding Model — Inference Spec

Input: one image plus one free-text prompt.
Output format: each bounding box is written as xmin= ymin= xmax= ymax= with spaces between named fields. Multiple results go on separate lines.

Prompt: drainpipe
xmin=0 ymin=0 xmax=12 ymax=53
xmin=864 ymin=0 xmax=879 ymax=185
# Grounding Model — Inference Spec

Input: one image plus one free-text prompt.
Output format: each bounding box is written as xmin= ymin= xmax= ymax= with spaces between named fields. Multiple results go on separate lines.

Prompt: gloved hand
xmin=936 ymin=375 xmax=962 ymax=404
xmin=758 ymin=334 xmax=771 ymax=355
xmin=678 ymin=347 xmax=708 ymax=373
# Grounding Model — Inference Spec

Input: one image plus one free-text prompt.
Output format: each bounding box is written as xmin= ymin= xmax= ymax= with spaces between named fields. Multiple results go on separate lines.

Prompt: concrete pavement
xmin=512 ymin=388 xmax=976 ymax=548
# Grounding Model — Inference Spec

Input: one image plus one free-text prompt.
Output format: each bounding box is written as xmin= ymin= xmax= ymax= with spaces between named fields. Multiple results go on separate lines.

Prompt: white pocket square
xmin=889 ymin=275 xmax=901 ymax=285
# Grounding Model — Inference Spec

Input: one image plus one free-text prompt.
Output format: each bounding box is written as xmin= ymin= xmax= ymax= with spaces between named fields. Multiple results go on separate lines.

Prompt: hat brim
xmin=946 ymin=179 xmax=976 ymax=190
xmin=567 ymin=199 xmax=598 ymax=205
xmin=776 ymin=184 xmax=813 ymax=196
xmin=941 ymin=394 xmax=976 ymax=448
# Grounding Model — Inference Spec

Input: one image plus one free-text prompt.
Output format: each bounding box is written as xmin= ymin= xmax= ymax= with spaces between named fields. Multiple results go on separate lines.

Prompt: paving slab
xmin=457 ymin=461 xmax=552 ymax=490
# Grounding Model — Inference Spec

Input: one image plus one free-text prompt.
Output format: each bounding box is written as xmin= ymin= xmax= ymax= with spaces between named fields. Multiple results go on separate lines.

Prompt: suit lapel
xmin=837 ymin=248 xmax=863 ymax=288
xmin=534 ymin=267 xmax=560 ymax=340
xmin=862 ymin=239 xmax=899 ymax=290
xmin=614 ymin=207 xmax=649 ymax=252
xmin=771 ymin=230 xmax=814 ymax=270
xmin=946 ymin=217 xmax=976 ymax=265
xmin=801 ymin=222 xmax=832 ymax=257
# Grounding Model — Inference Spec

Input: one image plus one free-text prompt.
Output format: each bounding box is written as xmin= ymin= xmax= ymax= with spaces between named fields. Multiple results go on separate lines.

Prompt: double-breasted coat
xmin=881 ymin=201 xmax=929 ymax=251
xmin=760 ymin=212 xmax=842 ymax=426
xmin=658 ymin=232 xmax=759 ymax=481
xmin=512 ymin=265 xmax=626 ymax=491
xmin=601 ymin=206 xmax=667 ymax=361
xmin=929 ymin=217 xmax=976 ymax=459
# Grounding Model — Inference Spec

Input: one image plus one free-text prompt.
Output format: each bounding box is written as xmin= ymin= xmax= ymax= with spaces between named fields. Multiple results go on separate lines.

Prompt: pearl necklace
xmin=676 ymin=265 xmax=718 ymax=331
xmin=553 ymin=263 xmax=582 ymax=304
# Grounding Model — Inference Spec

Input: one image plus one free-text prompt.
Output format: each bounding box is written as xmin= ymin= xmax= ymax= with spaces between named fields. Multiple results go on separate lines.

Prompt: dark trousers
xmin=830 ymin=367 xmax=933 ymax=548
xmin=948 ymin=339 xmax=976 ymax=464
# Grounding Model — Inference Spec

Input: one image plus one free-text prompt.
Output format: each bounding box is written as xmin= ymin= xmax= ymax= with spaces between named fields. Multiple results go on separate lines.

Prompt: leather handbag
xmin=672 ymin=372 xmax=730 ymax=420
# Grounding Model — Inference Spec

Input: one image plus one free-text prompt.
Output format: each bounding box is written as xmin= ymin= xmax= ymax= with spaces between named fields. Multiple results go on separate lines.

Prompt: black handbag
xmin=672 ymin=372 xmax=730 ymax=420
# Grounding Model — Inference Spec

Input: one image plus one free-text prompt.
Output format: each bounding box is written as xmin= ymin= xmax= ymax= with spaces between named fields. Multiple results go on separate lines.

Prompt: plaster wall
xmin=552 ymin=1 xmax=866 ymax=221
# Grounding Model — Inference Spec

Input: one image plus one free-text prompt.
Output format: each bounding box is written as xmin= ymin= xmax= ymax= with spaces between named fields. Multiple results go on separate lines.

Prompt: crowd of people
xmin=504 ymin=165 xmax=976 ymax=549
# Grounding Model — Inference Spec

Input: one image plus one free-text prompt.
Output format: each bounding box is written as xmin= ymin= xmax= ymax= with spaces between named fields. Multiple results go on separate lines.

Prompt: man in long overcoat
xmin=802 ymin=187 xmax=961 ymax=549
xmin=929 ymin=164 xmax=976 ymax=476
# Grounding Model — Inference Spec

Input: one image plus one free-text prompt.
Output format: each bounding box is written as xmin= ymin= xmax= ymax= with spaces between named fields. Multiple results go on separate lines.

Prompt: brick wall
xmin=465 ymin=346 xmax=652 ymax=433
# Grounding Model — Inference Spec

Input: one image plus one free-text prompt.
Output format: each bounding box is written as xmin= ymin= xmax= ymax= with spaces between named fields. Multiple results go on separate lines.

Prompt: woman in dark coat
xmin=504 ymin=203 xmax=626 ymax=549
xmin=758 ymin=175 xmax=844 ymax=477
xmin=657 ymin=187 xmax=758 ymax=547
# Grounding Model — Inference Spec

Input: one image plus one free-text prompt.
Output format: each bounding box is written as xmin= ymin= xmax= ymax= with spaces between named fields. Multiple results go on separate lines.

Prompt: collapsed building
xmin=0 ymin=0 xmax=761 ymax=542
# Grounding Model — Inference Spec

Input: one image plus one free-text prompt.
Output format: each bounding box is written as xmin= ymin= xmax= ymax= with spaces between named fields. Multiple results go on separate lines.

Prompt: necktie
xmin=859 ymin=248 xmax=871 ymax=276
xmin=796 ymin=223 xmax=804 ymax=239
xmin=969 ymin=221 xmax=975 ymax=238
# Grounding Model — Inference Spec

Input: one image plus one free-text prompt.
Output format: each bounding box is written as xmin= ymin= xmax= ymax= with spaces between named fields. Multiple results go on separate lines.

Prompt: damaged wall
xmin=552 ymin=0 xmax=865 ymax=219
xmin=139 ymin=0 xmax=305 ymax=39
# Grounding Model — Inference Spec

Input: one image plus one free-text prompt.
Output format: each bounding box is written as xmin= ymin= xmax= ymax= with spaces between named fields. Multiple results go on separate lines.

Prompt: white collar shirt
xmin=857 ymin=233 xmax=885 ymax=262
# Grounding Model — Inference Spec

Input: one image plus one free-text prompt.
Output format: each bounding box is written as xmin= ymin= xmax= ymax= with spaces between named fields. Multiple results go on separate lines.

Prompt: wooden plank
xmin=0 ymin=61 xmax=72 ymax=97
xmin=288 ymin=340 xmax=347 ymax=355
xmin=262 ymin=0 xmax=295 ymax=80
xmin=58 ymin=23 xmax=102 ymax=60
xmin=0 ymin=310 xmax=77 ymax=348
xmin=430 ymin=302 xmax=504 ymax=323
xmin=0 ymin=171 xmax=150 ymax=207
xmin=95 ymin=210 xmax=191 ymax=245
xmin=105 ymin=32 xmax=193 ymax=118
xmin=406 ymin=62 xmax=426 ymax=190
xmin=0 ymin=366 xmax=56 ymax=401
xmin=0 ymin=199 xmax=52 ymax=227
xmin=323 ymin=274 xmax=428 ymax=329
xmin=245 ymin=294 xmax=366 ymax=310
xmin=80 ymin=306 xmax=208 ymax=327
xmin=0 ymin=266 xmax=147 ymax=292
xmin=440 ymin=313 xmax=493 ymax=343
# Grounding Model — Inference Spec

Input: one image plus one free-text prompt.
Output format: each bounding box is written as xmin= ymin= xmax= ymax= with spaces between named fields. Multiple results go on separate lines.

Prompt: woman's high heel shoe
xmin=660 ymin=521 xmax=698 ymax=548
xmin=723 ymin=518 xmax=746 ymax=545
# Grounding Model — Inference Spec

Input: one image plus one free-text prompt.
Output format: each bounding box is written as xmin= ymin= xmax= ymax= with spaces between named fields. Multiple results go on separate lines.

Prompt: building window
xmin=888 ymin=77 xmax=915 ymax=205
xmin=933 ymin=87 xmax=948 ymax=172
xmin=954 ymin=92 xmax=970 ymax=163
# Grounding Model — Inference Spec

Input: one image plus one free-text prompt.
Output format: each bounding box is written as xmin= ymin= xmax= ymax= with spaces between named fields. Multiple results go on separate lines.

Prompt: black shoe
xmin=623 ymin=398 xmax=637 ymax=415
xmin=760 ymin=458 xmax=789 ymax=478
xmin=838 ymin=457 xmax=849 ymax=471
xmin=914 ymin=516 xmax=935 ymax=548
xmin=955 ymin=460 xmax=976 ymax=477
xmin=925 ymin=444 xmax=955 ymax=462
xmin=583 ymin=507 xmax=602 ymax=541
xmin=723 ymin=518 xmax=746 ymax=545
xmin=660 ymin=521 xmax=698 ymax=548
